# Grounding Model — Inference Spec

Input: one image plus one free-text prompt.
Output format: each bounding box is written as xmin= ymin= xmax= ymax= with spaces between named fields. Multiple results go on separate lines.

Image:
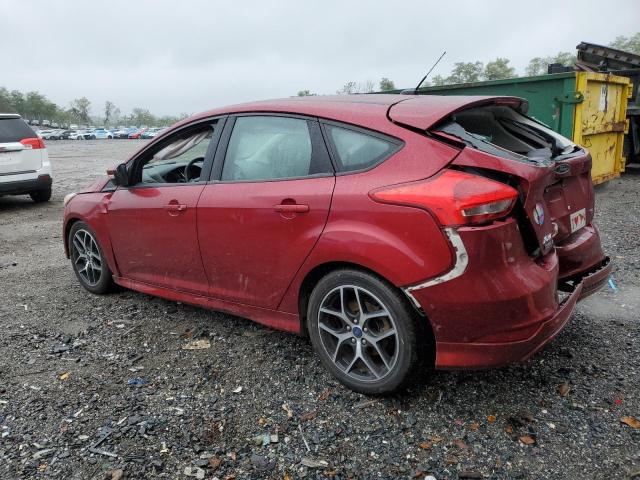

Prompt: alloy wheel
xmin=71 ymin=229 xmax=103 ymax=286
xmin=317 ymin=285 xmax=399 ymax=382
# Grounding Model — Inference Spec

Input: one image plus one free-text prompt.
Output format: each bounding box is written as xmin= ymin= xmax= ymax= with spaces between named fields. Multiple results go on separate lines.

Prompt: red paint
xmin=106 ymin=185 xmax=210 ymax=295
xmin=63 ymin=95 xmax=610 ymax=370
xmin=197 ymin=177 xmax=335 ymax=308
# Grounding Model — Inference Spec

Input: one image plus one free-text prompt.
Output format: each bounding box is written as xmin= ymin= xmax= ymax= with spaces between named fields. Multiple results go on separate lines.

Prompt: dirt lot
xmin=0 ymin=140 xmax=639 ymax=479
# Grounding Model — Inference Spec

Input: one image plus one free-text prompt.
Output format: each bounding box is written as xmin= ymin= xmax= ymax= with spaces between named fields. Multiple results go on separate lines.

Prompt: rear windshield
xmin=0 ymin=118 xmax=37 ymax=143
xmin=433 ymin=106 xmax=579 ymax=165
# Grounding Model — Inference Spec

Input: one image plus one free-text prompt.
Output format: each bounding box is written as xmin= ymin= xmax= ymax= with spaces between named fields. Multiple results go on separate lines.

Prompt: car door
xmin=106 ymin=118 xmax=224 ymax=295
xmin=197 ymin=114 xmax=335 ymax=308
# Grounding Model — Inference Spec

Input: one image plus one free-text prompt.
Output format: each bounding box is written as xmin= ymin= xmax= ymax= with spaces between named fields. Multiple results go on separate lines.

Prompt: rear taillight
xmin=369 ymin=169 xmax=518 ymax=226
xmin=20 ymin=137 xmax=45 ymax=149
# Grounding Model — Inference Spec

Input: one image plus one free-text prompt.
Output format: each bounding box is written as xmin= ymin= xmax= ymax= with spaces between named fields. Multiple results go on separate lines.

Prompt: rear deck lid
xmin=388 ymin=95 xmax=529 ymax=131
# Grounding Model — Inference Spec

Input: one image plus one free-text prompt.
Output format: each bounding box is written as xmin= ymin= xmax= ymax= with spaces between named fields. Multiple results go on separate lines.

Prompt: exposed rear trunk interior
xmin=430 ymin=104 xmax=595 ymax=259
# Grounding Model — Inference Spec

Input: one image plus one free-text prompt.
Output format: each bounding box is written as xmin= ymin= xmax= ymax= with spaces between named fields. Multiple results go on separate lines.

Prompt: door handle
xmin=164 ymin=203 xmax=187 ymax=212
xmin=274 ymin=203 xmax=309 ymax=213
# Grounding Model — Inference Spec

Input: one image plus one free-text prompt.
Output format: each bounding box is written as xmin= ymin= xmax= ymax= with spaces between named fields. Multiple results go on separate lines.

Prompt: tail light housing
xmin=20 ymin=137 xmax=45 ymax=149
xmin=370 ymin=169 xmax=518 ymax=226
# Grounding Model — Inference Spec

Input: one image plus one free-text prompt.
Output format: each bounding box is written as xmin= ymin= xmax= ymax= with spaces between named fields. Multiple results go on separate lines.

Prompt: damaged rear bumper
xmin=403 ymin=219 xmax=611 ymax=370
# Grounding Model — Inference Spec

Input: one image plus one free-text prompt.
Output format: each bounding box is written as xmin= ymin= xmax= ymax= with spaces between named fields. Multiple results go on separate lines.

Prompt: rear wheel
xmin=30 ymin=187 xmax=51 ymax=203
xmin=68 ymin=222 xmax=115 ymax=294
xmin=307 ymin=269 xmax=422 ymax=394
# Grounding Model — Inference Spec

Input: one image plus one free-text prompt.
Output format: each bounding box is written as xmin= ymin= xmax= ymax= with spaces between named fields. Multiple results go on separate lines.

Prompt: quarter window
xmin=325 ymin=125 xmax=398 ymax=172
xmin=221 ymin=116 xmax=325 ymax=181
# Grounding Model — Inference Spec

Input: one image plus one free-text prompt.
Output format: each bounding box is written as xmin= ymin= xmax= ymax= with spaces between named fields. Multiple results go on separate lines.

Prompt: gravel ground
xmin=0 ymin=140 xmax=639 ymax=480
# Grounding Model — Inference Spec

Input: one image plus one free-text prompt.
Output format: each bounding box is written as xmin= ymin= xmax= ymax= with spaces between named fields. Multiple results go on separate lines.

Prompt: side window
xmin=137 ymin=124 xmax=214 ymax=185
xmin=325 ymin=125 xmax=398 ymax=172
xmin=221 ymin=116 xmax=328 ymax=181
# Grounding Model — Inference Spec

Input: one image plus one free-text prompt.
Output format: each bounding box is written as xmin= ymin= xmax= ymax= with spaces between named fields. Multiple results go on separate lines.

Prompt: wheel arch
xmin=297 ymin=261 xmax=431 ymax=338
xmin=297 ymin=261 xmax=437 ymax=370
xmin=63 ymin=217 xmax=82 ymax=258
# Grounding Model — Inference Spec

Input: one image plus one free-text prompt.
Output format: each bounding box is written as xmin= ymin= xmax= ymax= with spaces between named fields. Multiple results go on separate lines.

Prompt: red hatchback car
xmin=63 ymin=95 xmax=611 ymax=394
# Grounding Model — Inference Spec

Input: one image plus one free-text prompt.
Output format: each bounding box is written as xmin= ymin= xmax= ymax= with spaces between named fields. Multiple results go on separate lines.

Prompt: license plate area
xmin=569 ymin=208 xmax=587 ymax=233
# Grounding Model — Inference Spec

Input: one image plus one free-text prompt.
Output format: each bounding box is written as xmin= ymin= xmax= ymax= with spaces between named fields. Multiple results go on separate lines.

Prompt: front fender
xmin=63 ymin=192 xmax=120 ymax=276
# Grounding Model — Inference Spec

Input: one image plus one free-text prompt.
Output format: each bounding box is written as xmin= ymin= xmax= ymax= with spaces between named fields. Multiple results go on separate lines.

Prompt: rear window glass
xmin=325 ymin=125 xmax=398 ymax=172
xmin=433 ymin=106 xmax=579 ymax=164
xmin=0 ymin=118 xmax=37 ymax=143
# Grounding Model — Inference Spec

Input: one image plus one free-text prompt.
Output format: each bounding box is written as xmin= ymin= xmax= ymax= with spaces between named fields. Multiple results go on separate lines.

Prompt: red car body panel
xmin=388 ymin=95 xmax=528 ymax=130
xmin=106 ymin=185 xmax=210 ymax=295
xmin=63 ymin=94 xmax=612 ymax=370
xmin=197 ymin=177 xmax=335 ymax=308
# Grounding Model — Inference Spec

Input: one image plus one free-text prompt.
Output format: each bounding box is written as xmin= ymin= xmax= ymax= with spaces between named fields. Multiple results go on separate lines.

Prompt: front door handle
xmin=274 ymin=203 xmax=309 ymax=213
xmin=164 ymin=203 xmax=187 ymax=215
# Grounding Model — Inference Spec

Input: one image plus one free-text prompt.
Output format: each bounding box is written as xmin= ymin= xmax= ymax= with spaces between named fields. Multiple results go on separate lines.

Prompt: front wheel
xmin=68 ymin=222 xmax=115 ymax=294
xmin=308 ymin=269 xmax=422 ymax=394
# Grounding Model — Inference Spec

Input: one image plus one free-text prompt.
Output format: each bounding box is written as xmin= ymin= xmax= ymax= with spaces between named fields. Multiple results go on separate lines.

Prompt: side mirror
xmin=112 ymin=163 xmax=130 ymax=186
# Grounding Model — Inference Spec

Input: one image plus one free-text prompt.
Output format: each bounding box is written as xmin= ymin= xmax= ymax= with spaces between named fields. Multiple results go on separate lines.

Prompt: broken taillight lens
xmin=369 ymin=169 xmax=518 ymax=226
xmin=20 ymin=137 xmax=45 ymax=149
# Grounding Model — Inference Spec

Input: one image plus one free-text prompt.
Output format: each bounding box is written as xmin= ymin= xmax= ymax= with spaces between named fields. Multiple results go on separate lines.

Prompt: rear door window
xmin=324 ymin=124 xmax=401 ymax=172
xmin=0 ymin=118 xmax=37 ymax=143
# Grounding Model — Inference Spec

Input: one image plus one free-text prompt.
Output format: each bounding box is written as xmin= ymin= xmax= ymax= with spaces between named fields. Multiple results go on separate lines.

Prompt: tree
xmin=297 ymin=90 xmax=314 ymax=96
xmin=431 ymin=75 xmax=446 ymax=86
xmin=610 ymin=33 xmax=640 ymax=54
xmin=484 ymin=58 xmax=516 ymax=80
xmin=337 ymin=81 xmax=357 ymax=95
xmin=69 ymin=97 xmax=91 ymax=124
xmin=447 ymin=62 xmax=484 ymax=84
xmin=379 ymin=78 xmax=396 ymax=92
xmin=103 ymin=101 xmax=120 ymax=126
xmin=525 ymin=52 xmax=575 ymax=76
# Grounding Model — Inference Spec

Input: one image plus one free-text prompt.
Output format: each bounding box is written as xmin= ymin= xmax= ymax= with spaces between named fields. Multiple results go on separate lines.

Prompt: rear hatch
xmin=0 ymin=115 xmax=44 ymax=175
xmin=389 ymin=97 xmax=594 ymax=257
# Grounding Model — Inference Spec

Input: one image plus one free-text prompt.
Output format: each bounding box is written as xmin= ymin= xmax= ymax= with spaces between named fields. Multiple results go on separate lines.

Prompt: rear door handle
xmin=274 ymin=203 xmax=309 ymax=213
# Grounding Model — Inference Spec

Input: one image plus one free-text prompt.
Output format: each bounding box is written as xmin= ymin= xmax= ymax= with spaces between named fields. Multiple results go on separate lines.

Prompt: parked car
xmin=59 ymin=130 xmax=75 ymax=140
xmin=0 ymin=113 xmax=52 ymax=202
xmin=92 ymin=128 xmax=114 ymax=139
xmin=140 ymin=127 xmax=166 ymax=139
xmin=62 ymin=95 xmax=611 ymax=394
xmin=68 ymin=129 xmax=93 ymax=140
xmin=128 ymin=127 xmax=148 ymax=139
xmin=113 ymin=127 xmax=132 ymax=139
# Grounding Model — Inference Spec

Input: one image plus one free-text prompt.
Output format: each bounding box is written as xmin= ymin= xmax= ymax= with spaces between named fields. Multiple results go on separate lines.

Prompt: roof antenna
xmin=414 ymin=51 xmax=446 ymax=94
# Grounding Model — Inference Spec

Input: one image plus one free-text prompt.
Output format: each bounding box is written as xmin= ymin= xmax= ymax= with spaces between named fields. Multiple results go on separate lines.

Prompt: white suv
xmin=0 ymin=114 xmax=53 ymax=202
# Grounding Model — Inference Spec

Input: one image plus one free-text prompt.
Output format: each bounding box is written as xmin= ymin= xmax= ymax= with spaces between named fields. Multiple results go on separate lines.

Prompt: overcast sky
xmin=2 ymin=0 xmax=638 ymax=117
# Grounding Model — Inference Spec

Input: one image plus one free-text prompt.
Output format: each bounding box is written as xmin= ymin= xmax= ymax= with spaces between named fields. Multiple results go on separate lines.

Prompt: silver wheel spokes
xmin=72 ymin=229 xmax=102 ymax=286
xmin=318 ymin=285 xmax=398 ymax=382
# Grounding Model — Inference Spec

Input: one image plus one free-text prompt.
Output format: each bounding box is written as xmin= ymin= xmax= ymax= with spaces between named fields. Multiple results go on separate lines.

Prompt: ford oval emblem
xmin=555 ymin=163 xmax=570 ymax=175
xmin=533 ymin=203 xmax=545 ymax=225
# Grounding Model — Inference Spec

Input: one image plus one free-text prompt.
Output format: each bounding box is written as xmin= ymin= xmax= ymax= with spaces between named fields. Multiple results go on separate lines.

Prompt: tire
xmin=307 ymin=269 xmax=423 ymax=394
xmin=68 ymin=221 xmax=115 ymax=294
xmin=30 ymin=187 xmax=52 ymax=203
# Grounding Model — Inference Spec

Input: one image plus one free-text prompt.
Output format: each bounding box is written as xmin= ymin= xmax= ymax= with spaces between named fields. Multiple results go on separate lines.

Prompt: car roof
xmin=0 ymin=113 xmax=22 ymax=119
xmin=175 ymin=94 xmax=527 ymax=133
